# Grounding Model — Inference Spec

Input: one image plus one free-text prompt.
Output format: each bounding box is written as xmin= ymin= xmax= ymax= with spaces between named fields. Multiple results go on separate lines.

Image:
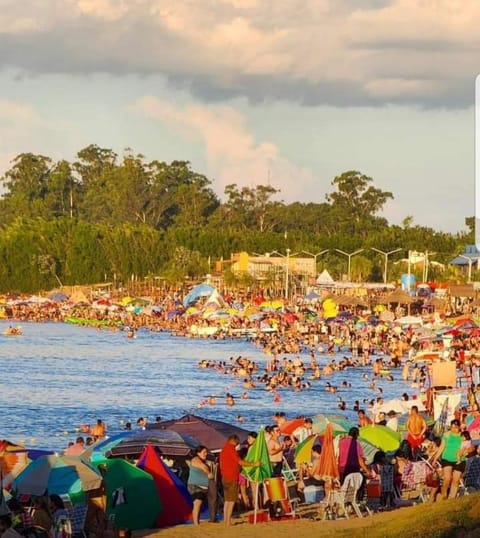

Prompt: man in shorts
xmin=219 ymin=434 xmax=260 ymax=526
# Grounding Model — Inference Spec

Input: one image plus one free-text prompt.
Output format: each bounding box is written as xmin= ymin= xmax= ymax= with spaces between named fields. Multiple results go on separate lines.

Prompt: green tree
xmin=0 ymin=153 xmax=52 ymax=222
xmin=326 ymin=171 xmax=393 ymax=238
xmin=214 ymin=183 xmax=281 ymax=232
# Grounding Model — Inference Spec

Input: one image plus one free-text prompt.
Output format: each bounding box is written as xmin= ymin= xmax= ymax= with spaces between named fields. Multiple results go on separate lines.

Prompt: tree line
xmin=0 ymin=145 xmax=472 ymax=293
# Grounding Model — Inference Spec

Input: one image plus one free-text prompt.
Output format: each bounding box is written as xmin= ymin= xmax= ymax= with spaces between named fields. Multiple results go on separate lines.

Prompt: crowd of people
xmin=3 ymin=287 xmax=480 ymax=532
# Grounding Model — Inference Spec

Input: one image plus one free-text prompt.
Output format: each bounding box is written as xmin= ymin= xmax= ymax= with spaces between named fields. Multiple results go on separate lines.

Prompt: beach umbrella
xmin=311 ymin=414 xmax=353 ymax=436
xmin=242 ymin=428 xmax=272 ymax=525
xmin=13 ymin=454 xmax=102 ymax=498
xmin=357 ymin=438 xmax=381 ymax=465
xmin=294 ymin=434 xmax=321 ymax=464
xmin=0 ymin=440 xmax=29 ymax=488
xmin=150 ymin=414 xmax=249 ymax=452
xmin=317 ymin=424 xmax=339 ymax=482
xmin=83 ymin=431 xmax=134 ymax=465
xmin=243 ymin=428 xmax=272 ymax=483
xmin=359 ymin=426 xmax=401 ymax=452
xmin=260 ymin=300 xmax=284 ymax=310
xmin=108 ymin=429 xmax=198 ymax=458
xmin=467 ymin=416 xmax=480 ymax=441
xmin=280 ymin=418 xmax=304 ymax=435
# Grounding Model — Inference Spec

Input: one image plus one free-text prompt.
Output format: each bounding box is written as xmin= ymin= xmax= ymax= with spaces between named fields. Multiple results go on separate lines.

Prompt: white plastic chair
xmin=322 ymin=472 xmax=370 ymax=519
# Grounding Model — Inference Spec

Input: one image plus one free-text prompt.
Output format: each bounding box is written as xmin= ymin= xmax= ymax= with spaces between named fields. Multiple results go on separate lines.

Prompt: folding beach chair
xmin=396 ymin=460 xmax=431 ymax=503
xmin=462 ymin=457 xmax=480 ymax=493
xmin=263 ymin=476 xmax=298 ymax=519
xmin=71 ymin=503 xmax=88 ymax=538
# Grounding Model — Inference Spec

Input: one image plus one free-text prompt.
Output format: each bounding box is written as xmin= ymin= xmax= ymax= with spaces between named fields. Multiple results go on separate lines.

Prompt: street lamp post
xmin=371 ymin=247 xmax=402 ymax=284
xmin=301 ymin=249 xmax=329 ymax=276
xmin=334 ymin=248 xmax=364 ymax=282
xmin=285 ymin=248 xmax=291 ymax=300
xmin=457 ymin=254 xmax=473 ymax=283
xmin=266 ymin=249 xmax=300 ymax=300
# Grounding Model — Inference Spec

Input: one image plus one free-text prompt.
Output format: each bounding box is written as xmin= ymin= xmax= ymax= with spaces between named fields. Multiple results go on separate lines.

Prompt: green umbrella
xmin=242 ymin=428 xmax=272 ymax=525
xmin=102 ymin=458 xmax=161 ymax=531
xmin=243 ymin=428 xmax=272 ymax=482
xmin=359 ymin=425 xmax=401 ymax=452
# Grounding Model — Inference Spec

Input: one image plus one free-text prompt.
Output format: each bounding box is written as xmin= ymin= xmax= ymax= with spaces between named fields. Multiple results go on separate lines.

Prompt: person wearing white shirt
xmin=386 ymin=410 xmax=399 ymax=432
xmin=293 ymin=417 xmax=314 ymax=443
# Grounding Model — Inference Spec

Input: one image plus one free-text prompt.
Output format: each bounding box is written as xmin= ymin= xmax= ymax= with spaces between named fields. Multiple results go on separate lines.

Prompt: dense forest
xmin=0 ymin=145 xmax=472 ymax=293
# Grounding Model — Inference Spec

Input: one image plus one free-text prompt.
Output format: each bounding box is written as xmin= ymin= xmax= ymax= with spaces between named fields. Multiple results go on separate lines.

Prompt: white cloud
xmin=0 ymin=1 xmax=479 ymax=107
xmin=131 ymin=96 xmax=315 ymax=200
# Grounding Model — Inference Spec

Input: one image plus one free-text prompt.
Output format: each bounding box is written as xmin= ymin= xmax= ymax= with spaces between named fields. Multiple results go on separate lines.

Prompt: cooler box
xmin=304 ymin=485 xmax=323 ymax=503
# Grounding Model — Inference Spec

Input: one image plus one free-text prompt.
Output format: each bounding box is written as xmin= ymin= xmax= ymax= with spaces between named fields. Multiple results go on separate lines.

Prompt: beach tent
xmin=183 ymin=283 xmax=215 ymax=307
xmin=150 ymin=414 xmax=249 ymax=452
xmin=137 ymin=444 xmax=192 ymax=527
xmin=102 ymin=458 xmax=161 ymax=531
xmin=316 ymin=269 xmax=335 ymax=286
xmin=203 ymin=288 xmax=226 ymax=309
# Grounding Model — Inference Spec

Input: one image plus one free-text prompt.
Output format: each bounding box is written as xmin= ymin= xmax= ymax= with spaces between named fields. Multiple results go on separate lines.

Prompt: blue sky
xmin=0 ymin=0 xmax=476 ymax=232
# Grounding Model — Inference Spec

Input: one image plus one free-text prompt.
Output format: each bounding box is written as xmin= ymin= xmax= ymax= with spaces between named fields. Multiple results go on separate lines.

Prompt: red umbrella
xmin=280 ymin=418 xmax=304 ymax=435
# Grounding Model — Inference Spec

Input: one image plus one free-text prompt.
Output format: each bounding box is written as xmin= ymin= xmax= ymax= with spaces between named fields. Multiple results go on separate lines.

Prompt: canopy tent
xmin=183 ymin=283 xmax=215 ymax=307
xmin=316 ymin=269 xmax=335 ymax=286
xmin=137 ymin=445 xmax=192 ymax=528
xmin=150 ymin=414 xmax=249 ymax=452
xmin=68 ymin=290 xmax=90 ymax=305
xmin=202 ymin=289 xmax=227 ymax=310
xmin=102 ymin=458 xmax=161 ymax=531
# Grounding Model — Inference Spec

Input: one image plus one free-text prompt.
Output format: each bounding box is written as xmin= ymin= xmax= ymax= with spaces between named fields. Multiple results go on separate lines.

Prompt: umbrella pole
xmin=253 ymin=482 xmax=258 ymax=524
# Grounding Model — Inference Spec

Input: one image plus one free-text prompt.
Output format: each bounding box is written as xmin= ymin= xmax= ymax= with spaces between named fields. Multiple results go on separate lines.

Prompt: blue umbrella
xmin=83 ymin=431 xmax=134 ymax=465
xmin=13 ymin=455 xmax=102 ymax=497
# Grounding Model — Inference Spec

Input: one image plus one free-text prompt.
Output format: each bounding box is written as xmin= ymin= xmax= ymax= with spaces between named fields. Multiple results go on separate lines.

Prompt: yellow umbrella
xmin=294 ymin=434 xmax=320 ymax=464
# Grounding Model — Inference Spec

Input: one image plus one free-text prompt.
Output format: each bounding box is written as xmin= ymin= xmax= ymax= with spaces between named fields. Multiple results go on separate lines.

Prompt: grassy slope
xmin=325 ymin=494 xmax=480 ymax=538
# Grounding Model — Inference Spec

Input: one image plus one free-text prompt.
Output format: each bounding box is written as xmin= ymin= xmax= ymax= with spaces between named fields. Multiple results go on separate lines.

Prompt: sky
xmin=0 ymin=0 xmax=477 ymax=233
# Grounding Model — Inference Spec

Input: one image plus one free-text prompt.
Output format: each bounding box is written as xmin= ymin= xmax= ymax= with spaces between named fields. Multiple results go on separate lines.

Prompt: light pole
xmin=285 ymin=248 xmax=291 ymax=300
xmin=335 ymin=248 xmax=364 ymax=282
xmin=268 ymin=249 xmax=300 ymax=300
xmin=457 ymin=254 xmax=473 ymax=283
xmin=301 ymin=249 xmax=329 ymax=276
xmin=371 ymin=247 xmax=402 ymax=284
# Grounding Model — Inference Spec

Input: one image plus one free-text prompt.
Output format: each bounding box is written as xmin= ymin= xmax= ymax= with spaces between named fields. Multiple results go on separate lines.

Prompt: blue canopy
xmin=183 ymin=283 xmax=215 ymax=307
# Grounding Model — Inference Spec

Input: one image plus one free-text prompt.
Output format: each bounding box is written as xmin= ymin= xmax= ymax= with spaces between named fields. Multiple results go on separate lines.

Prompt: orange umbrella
xmin=0 ymin=440 xmax=29 ymax=488
xmin=317 ymin=424 xmax=339 ymax=482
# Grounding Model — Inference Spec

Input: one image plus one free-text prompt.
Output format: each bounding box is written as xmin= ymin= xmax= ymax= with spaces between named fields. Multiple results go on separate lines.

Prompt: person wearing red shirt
xmin=219 ymin=434 xmax=259 ymax=526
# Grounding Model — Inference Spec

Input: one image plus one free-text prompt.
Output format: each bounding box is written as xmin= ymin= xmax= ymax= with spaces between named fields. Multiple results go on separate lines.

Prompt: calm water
xmin=0 ymin=322 xmax=413 ymax=451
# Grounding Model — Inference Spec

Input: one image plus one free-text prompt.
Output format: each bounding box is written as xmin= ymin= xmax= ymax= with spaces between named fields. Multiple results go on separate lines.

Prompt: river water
xmin=0 ymin=321 xmax=414 ymax=451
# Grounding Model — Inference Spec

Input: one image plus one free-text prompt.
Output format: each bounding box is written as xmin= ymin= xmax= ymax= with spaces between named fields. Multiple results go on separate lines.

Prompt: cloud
xmin=0 ymin=1 xmax=478 ymax=108
xmin=131 ymin=95 xmax=316 ymax=200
